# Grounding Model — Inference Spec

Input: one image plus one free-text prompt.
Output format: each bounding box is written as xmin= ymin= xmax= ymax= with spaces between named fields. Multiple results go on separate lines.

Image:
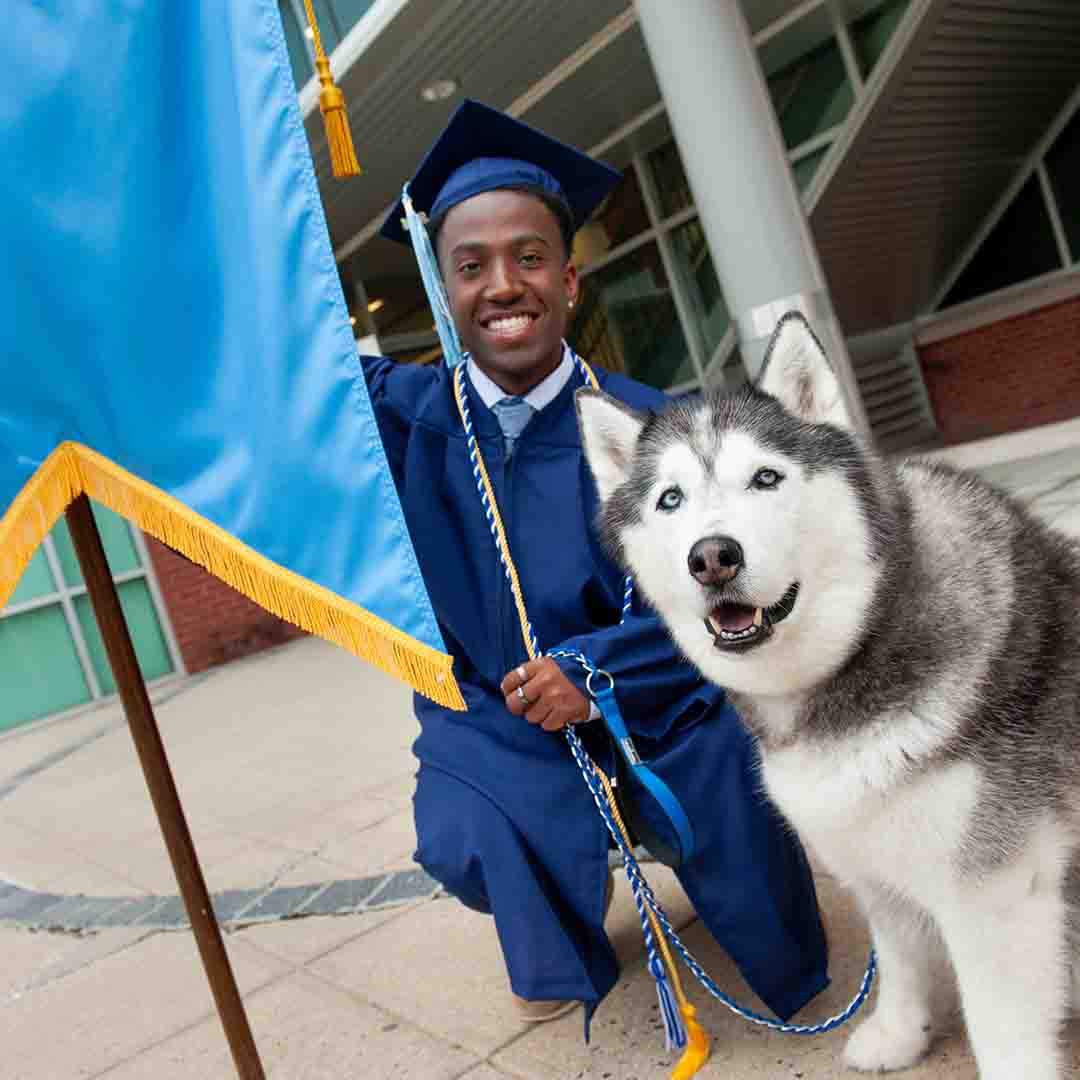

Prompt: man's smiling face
xmin=436 ymin=189 xmax=578 ymax=397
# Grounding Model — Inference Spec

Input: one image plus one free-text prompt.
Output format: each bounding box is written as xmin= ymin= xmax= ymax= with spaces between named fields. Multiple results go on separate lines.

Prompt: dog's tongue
xmin=711 ymin=602 xmax=758 ymax=633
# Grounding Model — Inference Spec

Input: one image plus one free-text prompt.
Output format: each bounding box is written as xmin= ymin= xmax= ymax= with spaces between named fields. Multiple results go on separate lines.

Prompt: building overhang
xmin=299 ymin=0 xmax=889 ymax=275
xmin=808 ymin=0 xmax=1080 ymax=335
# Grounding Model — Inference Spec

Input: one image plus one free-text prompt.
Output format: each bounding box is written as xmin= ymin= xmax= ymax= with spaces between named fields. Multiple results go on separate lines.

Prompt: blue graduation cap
xmin=381 ymin=101 xmax=621 ymax=369
xmin=380 ymin=99 xmax=620 ymax=245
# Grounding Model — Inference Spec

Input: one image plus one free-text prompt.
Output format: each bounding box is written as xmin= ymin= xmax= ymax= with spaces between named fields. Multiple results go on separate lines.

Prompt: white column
xmin=634 ymin=0 xmax=869 ymax=436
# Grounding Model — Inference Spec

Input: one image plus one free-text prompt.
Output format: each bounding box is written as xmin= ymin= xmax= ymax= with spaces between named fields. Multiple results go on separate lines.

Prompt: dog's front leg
xmin=844 ymin=885 xmax=936 ymax=1072
xmin=936 ymin=863 xmax=1067 ymax=1080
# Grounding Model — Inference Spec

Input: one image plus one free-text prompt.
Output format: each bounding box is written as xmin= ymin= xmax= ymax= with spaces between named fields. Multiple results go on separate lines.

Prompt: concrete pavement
xmin=2 ymin=435 xmax=1080 ymax=1078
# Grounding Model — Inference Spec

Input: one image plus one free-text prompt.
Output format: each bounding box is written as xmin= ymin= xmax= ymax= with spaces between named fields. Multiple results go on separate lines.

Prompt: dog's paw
xmin=844 ymin=1012 xmax=931 ymax=1073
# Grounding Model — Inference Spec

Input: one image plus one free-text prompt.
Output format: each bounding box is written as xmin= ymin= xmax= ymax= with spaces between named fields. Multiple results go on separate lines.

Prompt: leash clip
xmin=585 ymin=666 xmax=614 ymax=696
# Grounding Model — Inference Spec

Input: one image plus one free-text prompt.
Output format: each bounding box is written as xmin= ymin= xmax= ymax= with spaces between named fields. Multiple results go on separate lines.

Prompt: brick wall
xmin=918 ymin=294 xmax=1080 ymax=446
xmin=145 ymin=538 xmax=306 ymax=674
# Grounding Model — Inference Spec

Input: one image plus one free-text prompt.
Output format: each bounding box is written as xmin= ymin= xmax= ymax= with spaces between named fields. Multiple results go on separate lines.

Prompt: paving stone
xmin=237 ymin=883 xmax=323 ymax=922
xmin=211 ymin=888 xmax=265 ymax=924
xmin=91 ymin=896 xmax=160 ymax=928
xmin=366 ymin=868 xmax=438 ymax=908
xmin=300 ymin=876 xmax=384 ymax=917
xmin=29 ymin=894 xmax=109 ymax=930
xmin=0 ymin=888 xmax=64 ymax=922
xmin=123 ymin=896 xmax=172 ymax=928
xmin=146 ymin=896 xmax=191 ymax=928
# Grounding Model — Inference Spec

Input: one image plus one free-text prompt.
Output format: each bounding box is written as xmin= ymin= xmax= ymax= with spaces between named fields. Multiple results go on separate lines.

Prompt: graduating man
xmin=361 ymin=100 xmax=828 ymax=1029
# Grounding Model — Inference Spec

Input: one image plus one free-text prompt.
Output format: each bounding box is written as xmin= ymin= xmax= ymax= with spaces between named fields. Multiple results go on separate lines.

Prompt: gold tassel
xmin=302 ymin=0 xmax=360 ymax=178
xmin=671 ymin=1003 xmax=711 ymax=1080
xmin=0 ymin=442 xmax=465 ymax=711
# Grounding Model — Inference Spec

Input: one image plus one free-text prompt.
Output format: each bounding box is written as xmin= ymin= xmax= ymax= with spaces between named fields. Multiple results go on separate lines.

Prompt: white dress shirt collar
xmin=466 ymin=343 xmax=574 ymax=411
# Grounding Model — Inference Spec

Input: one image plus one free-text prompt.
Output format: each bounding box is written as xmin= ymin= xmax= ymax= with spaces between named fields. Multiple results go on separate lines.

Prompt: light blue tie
xmin=492 ymin=396 xmax=536 ymax=458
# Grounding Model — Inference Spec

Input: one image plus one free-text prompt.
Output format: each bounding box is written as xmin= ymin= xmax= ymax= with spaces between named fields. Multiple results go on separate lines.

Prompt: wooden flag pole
xmin=64 ymin=494 xmax=265 ymax=1079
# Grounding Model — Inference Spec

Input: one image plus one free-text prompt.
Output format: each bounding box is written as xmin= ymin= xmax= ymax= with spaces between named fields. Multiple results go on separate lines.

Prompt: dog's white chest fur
xmin=758 ymin=713 xmax=979 ymax=897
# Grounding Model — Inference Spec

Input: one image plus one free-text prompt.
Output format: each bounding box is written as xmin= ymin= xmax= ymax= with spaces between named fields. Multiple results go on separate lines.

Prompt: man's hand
xmin=501 ymin=657 xmax=590 ymax=732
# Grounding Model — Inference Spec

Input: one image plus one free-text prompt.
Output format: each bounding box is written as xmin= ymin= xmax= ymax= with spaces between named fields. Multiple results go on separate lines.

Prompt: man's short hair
xmin=430 ymin=184 xmax=576 ymax=265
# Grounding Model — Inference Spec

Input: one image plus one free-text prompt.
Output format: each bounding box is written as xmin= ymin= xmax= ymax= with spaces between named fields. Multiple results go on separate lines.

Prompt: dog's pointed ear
xmin=575 ymin=388 xmax=645 ymax=502
xmin=758 ymin=312 xmax=850 ymax=428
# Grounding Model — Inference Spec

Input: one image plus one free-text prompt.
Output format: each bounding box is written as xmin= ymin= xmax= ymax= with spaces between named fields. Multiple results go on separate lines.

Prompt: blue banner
xmin=0 ymin=1 xmax=462 ymax=708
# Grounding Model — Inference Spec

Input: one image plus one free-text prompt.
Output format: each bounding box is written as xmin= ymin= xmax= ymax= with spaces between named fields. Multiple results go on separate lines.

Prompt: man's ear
xmin=758 ymin=312 xmax=850 ymax=429
xmin=575 ymin=388 xmax=645 ymax=503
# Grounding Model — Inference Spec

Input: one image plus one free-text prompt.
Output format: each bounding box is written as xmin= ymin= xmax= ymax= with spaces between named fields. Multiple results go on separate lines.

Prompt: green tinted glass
xmin=647 ymin=141 xmax=693 ymax=219
xmin=591 ymin=168 xmax=651 ymax=251
xmin=53 ymin=501 xmax=140 ymax=586
xmin=75 ymin=581 xmax=173 ymax=695
xmin=0 ymin=605 xmax=90 ymax=730
xmin=668 ymin=218 xmax=730 ymax=357
xmin=792 ymin=146 xmax=829 ymax=193
xmin=6 ymin=548 xmax=57 ymax=608
xmin=570 ymin=242 xmax=696 ymax=390
xmin=773 ymin=40 xmax=853 ymax=150
xmin=853 ymin=0 xmax=912 ymax=78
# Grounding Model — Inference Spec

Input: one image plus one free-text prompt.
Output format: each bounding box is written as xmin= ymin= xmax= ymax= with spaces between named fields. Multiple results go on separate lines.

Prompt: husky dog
xmin=576 ymin=313 xmax=1080 ymax=1080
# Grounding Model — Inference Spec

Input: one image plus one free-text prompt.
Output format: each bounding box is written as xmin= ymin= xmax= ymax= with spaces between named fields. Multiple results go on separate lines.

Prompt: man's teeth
xmin=753 ymin=606 xmax=763 ymax=628
xmin=487 ymin=314 xmax=533 ymax=335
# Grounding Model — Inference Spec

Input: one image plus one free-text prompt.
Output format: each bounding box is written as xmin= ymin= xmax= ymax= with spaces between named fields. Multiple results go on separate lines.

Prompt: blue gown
xmin=360 ymin=354 xmax=828 ymax=1029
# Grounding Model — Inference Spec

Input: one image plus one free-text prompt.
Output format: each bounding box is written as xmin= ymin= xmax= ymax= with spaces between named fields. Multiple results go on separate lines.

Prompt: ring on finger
xmin=516 ymin=685 xmax=533 ymax=705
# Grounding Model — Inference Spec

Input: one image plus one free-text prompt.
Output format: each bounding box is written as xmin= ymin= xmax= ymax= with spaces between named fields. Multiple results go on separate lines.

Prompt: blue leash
xmin=557 ymin=646 xmax=878 ymax=1037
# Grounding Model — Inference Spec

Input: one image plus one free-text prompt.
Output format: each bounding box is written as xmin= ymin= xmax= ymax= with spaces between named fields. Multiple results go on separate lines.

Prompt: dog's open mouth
xmin=703 ymin=582 xmax=800 ymax=653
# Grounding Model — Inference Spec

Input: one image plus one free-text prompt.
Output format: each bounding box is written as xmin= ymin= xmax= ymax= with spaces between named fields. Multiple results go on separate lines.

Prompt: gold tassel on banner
xmin=302 ymin=0 xmax=361 ymax=178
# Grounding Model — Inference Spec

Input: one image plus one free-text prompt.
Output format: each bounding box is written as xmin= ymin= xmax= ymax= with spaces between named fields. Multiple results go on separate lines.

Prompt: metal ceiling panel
xmin=512 ymin=24 xmax=661 ymax=167
xmin=810 ymin=0 xmax=1080 ymax=334
xmin=303 ymin=0 xmax=634 ymax=253
xmin=306 ymin=0 xmax=902 ymax=261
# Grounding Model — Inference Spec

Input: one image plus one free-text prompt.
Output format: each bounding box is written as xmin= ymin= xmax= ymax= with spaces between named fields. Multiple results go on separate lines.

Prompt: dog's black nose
xmin=688 ymin=536 xmax=743 ymax=586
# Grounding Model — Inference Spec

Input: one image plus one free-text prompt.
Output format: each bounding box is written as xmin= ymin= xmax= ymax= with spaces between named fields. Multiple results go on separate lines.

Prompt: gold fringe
xmin=0 ymin=442 xmax=465 ymax=711
xmin=303 ymin=1 xmax=361 ymax=179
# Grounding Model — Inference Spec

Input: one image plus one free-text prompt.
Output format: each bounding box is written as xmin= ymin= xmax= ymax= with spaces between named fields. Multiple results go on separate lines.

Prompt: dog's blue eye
xmin=751 ymin=468 xmax=783 ymax=490
xmin=657 ymin=487 xmax=683 ymax=511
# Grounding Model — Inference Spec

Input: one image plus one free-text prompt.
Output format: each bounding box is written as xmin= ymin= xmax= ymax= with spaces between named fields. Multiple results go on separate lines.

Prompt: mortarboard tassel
xmin=302 ymin=0 xmax=361 ymax=178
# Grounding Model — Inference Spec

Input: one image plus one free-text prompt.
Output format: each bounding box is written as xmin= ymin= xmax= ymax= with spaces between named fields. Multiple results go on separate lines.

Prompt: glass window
xmin=277 ymin=2 xmax=313 ymax=89
xmin=792 ymin=146 xmax=829 ymax=193
xmin=1045 ymin=109 xmax=1080 ymax=262
xmin=331 ymin=0 xmax=377 ymax=30
xmin=943 ymin=176 xmax=1062 ymax=308
xmin=569 ymin=242 xmax=696 ymax=390
xmin=53 ymin=501 xmax=140 ymax=587
xmin=852 ymin=0 xmax=912 ymax=79
xmin=647 ymin=140 xmax=693 ymax=219
xmin=6 ymin=548 xmax=56 ymax=608
xmin=0 ymin=606 xmax=90 ymax=730
xmin=278 ymin=1 xmax=371 ymax=89
xmin=75 ymin=581 xmax=173 ymax=695
xmin=310 ymin=0 xmax=345 ymax=51
xmin=589 ymin=168 xmax=651 ymax=254
xmin=769 ymin=37 xmax=853 ymax=150
xmin=668 ymin=218 xmax=730 ymax=358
